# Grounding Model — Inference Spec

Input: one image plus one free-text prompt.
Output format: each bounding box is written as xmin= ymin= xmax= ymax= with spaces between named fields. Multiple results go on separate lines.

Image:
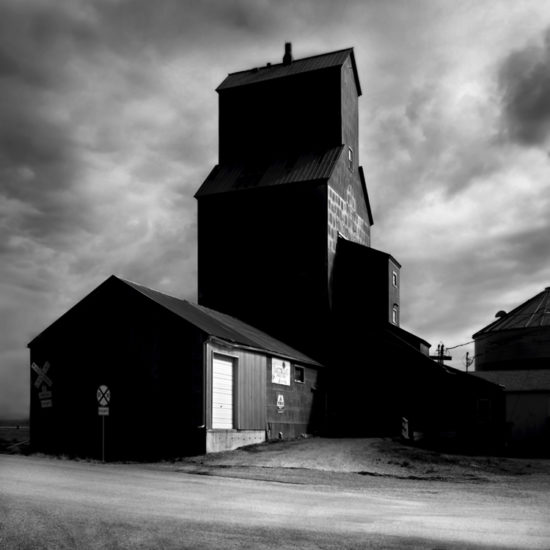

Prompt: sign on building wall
xmin=272 ymin=359 xmax=290 ymax=386
xmin=32 ymin=361 xmax=53 ymax=409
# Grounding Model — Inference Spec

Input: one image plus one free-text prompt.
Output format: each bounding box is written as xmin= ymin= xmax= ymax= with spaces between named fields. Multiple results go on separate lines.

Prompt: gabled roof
xmin=473 ymin=287 xmax=550 ymax=338
xmin=28 ymin=275 xmax=322 ymax=367
xmin=118 ymin=277 xmax=322 ymax=367
xmin=195 ymin=146 xmax=343 ymax=198
xmin=471 ymin=370 xmax=550 ymax=392
xmin=217 ymin=47 xmax=362 ymax=96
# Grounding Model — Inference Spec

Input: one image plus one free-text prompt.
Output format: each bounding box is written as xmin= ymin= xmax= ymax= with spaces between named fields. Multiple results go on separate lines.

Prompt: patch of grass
xmin=0 ymin=426 xmax=30 ymax=454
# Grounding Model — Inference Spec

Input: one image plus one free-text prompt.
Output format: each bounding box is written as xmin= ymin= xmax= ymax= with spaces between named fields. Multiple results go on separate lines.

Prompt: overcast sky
xmin=2 ymin=0 xmax=550 ymax=418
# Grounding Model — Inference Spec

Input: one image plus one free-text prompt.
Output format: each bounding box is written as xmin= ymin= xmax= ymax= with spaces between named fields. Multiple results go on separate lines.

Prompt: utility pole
xmin=430 ymin=342 xmax=452 ymax=364
xmin=465 ymin=352 xmax=474 ymax=372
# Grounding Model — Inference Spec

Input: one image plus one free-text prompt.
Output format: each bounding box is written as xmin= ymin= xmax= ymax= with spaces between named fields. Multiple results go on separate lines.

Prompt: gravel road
xmin=1 ymin=454 xmax=550 ymax=549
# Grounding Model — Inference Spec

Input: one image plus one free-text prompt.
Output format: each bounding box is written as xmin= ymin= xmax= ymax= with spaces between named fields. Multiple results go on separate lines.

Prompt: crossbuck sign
xmin=31 ymin=361 xmax=52 ymax=388
xmin=96 ymin=385 xmax=111 ymax=406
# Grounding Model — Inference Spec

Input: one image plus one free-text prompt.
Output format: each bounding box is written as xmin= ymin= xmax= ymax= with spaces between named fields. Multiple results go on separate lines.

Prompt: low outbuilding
xmin=28 ymin=275 xmax=324 ymax=460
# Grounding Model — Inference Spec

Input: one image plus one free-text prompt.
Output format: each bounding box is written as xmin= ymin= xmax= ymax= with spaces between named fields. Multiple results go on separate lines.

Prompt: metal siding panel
xmin=234 ymin=350 xmax=266 ymax=430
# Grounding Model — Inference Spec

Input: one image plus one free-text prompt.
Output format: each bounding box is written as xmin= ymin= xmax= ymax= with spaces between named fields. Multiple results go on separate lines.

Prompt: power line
xmin=446 ymin=340 xmax=475 ymax=350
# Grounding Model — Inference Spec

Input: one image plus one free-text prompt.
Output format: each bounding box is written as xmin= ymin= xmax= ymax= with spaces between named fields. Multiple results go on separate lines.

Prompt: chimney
xmin=283 ymin=42 xmax=293 ymax=65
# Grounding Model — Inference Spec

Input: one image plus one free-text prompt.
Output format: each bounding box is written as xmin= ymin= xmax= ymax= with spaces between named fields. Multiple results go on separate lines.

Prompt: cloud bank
xmin=2 ymin=0 xmax=550 ymax=416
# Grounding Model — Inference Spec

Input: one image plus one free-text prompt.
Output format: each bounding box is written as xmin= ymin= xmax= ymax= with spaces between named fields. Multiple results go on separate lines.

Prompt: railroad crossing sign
xmin=96 ymin=385 xmax=110 ymax=406
xmin=32 ymin=361 xmax=53 ymax=408
xmin=32 ymin=361 xmax=52 ymax=388
xmin=97 ymin=385 xmax=110 ymax=462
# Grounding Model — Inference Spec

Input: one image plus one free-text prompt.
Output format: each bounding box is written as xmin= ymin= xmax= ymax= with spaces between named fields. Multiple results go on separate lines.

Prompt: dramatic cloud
xmin=499 ymin=30 xmax=550 ymax=146
xmin=2 ymin=1 xmax=550 ymax=417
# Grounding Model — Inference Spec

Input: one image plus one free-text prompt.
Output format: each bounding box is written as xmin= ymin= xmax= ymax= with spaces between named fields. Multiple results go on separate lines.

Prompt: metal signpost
xmin=96 ymin=385 xmax=110 ymax=462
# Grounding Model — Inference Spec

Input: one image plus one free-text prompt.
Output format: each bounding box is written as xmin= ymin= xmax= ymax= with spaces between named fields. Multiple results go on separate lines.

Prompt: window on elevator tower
xmin=392 ymin=304 xmax=399 ymax=325
xmin=348 ymin=147 xmax=353 ymax=170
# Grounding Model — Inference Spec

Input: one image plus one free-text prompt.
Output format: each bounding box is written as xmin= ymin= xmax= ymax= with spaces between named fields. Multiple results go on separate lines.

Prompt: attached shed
xmin=472 ymin=370 xmax=550 ymax=453
xmin=28 ymin=275 xmax=324 ymax=460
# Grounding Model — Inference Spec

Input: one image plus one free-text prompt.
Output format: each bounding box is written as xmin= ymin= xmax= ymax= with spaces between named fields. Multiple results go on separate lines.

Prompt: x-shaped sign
xmin=97 ymin=385 xmax=111 ymax=406
xmin=32 ymin=361 xmax=52 ymax=389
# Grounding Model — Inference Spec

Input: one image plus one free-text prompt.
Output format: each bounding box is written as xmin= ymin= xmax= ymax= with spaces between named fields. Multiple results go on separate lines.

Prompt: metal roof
xmin=119 ymin=277 xmax=322 ymax=367
xmin=473 ymin=287 xmax=550 ymax=338
xmin=471 ymin=370 xmax=550 ymax=392
xmin=386 ymin=324 xmax=431 ymax=348
xmin=217 ymin=48 xmax=362 ymax=96
xmin=383 ymin=326 xmax=501 ymax=388
xmin=336 ymin=237 xmax=402 ymax=268
xmin=194 ymin=146 xmax=343 ymax=198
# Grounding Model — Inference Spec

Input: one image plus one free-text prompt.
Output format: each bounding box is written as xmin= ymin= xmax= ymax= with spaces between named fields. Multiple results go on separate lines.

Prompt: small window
xmin=294 ymin=366 xmax=305 ymax=383
xmin=392 ymin=271 xmax=398 ymax=287
xmin=347 ymin=147 xmax=353 ymax=170
xmin=392 ymin=304 xmax=399 ymax=325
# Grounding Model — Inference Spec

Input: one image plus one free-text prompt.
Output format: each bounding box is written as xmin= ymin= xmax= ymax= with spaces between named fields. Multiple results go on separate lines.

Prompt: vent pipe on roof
xmin=283 ymin=42 xmax=293 ymax=65
xmin=495 ymin=310 xmax=507 ymax=319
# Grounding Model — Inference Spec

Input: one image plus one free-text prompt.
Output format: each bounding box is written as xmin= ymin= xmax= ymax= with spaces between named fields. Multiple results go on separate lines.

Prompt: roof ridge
xmin=226 ymin=47 xmax=354 ymax=76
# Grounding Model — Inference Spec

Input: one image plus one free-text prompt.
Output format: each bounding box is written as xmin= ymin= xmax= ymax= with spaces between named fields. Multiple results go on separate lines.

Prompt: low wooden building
xmin=28 ymin=276 xmax=324 ymax=460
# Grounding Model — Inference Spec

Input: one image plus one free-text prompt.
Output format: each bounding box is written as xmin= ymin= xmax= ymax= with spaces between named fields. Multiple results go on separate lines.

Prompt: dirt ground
xmin=3 ymin=428 xmax=550 ymax=485
xmin=161 ymin=437 xmax=550 ymax=487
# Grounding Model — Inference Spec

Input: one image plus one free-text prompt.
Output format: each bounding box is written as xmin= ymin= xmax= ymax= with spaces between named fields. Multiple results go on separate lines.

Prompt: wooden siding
xmin=266 ymin=359 xmax=323 ymax=439
xmin=218 ymin=68 xmax=342 ymax=164
xmin=341 ymin=56 xmax=359 ymax=160
xmin=387 ymin=259 xmax=400 ymax=326
xmin=206 ymin=341 xmax=266 ymax=430
xmin=198 ymin=184 xmax=330 ymax=362
xmin=28 ymin=277 xmax=207 ymax=460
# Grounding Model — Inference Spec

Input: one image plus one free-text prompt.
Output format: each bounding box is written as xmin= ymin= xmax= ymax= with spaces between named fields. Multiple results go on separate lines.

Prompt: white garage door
xmin=212 ymin=356 xmax=233 ymax=429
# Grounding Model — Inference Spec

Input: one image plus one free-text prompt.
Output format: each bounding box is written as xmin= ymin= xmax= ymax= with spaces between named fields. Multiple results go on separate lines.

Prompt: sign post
xmin=96 ymin=385 xmax=110 ymax=462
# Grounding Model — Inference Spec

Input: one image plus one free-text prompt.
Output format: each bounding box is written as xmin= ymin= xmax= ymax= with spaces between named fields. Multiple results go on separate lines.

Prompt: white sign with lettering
xmin=272 ymin=359 xmax=290 ymax=386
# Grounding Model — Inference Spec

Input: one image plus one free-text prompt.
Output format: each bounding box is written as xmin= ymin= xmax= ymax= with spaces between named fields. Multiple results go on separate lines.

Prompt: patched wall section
xmin=328 ymin=183 xmax=370 ymax=256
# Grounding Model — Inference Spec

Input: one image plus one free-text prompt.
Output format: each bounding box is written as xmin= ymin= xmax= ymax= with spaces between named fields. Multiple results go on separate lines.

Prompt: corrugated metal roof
xmin=118 ymin=277 xmax=322 ymax=367
xmin=471 ymin=370 xmax=550 ymax=392
xmin=194 ymin=146 xmax=343 ymax=198
xmin=473 ymin=287 xmax=550 ymax=338
xmin=217 ymin=48 xmax=361 ymax=95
